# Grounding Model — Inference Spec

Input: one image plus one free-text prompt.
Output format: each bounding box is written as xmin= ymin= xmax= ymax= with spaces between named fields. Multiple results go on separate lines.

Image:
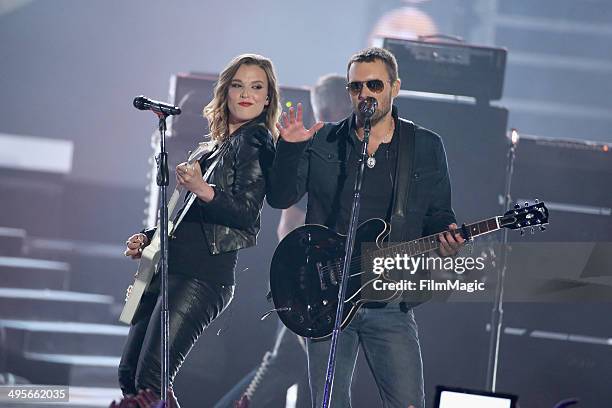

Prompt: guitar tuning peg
xmin=539 ymin=226 xmax=546 ymax=232
xmin=524 ymin=202 xmax=529 ymax=207
xmin=514 ymin=203 xmax=520 ymax=209
xmin=535 ymin=198 xmax=539 ymax=203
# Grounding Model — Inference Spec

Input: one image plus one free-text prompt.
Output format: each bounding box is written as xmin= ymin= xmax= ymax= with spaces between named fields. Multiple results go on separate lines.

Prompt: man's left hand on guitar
xmin=176 ymin=161 xmax=215 ymax=203
xmin=437 ymin=223 xmax=465 ymax=257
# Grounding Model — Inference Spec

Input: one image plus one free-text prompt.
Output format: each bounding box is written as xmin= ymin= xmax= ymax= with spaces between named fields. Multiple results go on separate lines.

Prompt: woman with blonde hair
xmin=118 ymin=54 xmax=280 ymax=406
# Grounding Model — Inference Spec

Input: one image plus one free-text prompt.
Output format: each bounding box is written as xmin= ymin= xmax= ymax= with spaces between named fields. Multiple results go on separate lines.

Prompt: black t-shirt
xmin=336 ymin=121 xmax=399 ymax=234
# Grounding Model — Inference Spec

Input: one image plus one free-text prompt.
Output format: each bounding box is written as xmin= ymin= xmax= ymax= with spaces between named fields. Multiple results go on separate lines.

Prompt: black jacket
xmin=147 ymin=116 xmax=275 ymax=255
xmin=267 ymin=106 xmax=456 ymax=242
xmin=197 ymin=117 xmax=275 ymax=254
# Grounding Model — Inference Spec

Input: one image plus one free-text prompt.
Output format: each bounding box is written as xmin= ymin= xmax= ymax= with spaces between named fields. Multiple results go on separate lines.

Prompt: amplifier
xmin=383 ymin=38 xmax=507 ymax=101
xmin=512 ymin=133 xmax=612 ymax=242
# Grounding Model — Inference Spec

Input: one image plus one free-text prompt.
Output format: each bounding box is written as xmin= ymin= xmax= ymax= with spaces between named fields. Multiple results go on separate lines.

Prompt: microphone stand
xmin=486 ymin=129 xmax=519 ymax=391
xmin=321 ymin=116 xmax=372 ymax=408
xmin=154 ymin=112 xmax=170 ymax=403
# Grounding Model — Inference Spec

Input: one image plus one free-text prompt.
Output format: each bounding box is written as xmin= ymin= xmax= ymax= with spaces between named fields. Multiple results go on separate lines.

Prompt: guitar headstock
xmin=500 ymin=200 xmax=549 ymax=234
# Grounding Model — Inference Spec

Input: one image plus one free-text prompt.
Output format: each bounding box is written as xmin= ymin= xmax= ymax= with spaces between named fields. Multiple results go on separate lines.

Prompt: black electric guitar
xmin=269 ymin=202 xmax=549 ymax=340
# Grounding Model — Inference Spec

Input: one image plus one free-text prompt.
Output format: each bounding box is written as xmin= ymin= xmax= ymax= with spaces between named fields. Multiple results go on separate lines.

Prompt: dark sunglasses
xmin=346 ymin=79 xmax=390 ymax=95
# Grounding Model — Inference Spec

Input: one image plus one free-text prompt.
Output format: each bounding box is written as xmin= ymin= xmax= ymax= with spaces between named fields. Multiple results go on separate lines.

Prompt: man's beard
xmin=369 ymin=102 xmax=391 ymax=127
xmin=355 ymin=100 xmax=391 ymax=127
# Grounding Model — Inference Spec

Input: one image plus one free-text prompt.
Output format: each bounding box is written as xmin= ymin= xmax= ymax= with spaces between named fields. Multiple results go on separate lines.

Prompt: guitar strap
xmin=170 ymin=140 xmax=230 ymax=234
xmin=389 ymin=118 xmax=416 ymax=241
xmin=389 ymin=120 xmax=434 ymax=306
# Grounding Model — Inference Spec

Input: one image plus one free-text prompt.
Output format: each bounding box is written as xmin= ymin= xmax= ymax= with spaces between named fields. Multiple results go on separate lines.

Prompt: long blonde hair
xmin=204 ymin=54 xmax=281 ymax=142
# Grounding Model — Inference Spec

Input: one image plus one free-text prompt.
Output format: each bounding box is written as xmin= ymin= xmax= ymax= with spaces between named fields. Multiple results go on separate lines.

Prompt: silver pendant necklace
xmin=360 ymin=121 xmax=394 ymax=170
xmin=366 ymin=155 xmax=376 ymax=169
xmin=365 ymin=131 xmax=393 ymax=169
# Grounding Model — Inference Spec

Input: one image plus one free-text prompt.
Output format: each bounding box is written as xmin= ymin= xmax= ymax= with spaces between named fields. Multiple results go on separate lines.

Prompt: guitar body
xmin=118 ymin=221 xmax=171 ymax=324
xmin=270 ymin=218 xmax=398 ymax=340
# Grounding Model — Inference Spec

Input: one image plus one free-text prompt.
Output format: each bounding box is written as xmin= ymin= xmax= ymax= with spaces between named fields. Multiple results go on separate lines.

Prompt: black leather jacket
xmin=145 ymin=116 xmax=275 ymax=255
xmin=197 ymin=117 xmax=275 ymax=254
xmin=267 ymin=106 xmax=455 ymax=242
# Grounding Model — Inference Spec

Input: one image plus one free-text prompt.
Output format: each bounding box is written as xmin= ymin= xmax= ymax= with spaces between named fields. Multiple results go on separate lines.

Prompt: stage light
xmin=510 ymin=128 xmax=520 ymax=145
xmin=368 ymin=4 xmax=438 ymax=47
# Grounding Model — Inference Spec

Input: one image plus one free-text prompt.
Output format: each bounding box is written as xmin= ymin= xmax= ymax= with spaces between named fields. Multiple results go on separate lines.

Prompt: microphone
xmin=133 ymin=95 xmax=181 ymax=116
xmin=358 ymin=97 xmax=378 ymax=119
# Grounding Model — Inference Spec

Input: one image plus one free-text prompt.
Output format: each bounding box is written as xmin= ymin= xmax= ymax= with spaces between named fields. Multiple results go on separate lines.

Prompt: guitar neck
xmin=167 ymin=186 xmax=188 ymax=220
xmin=378 ymin=216 xmax=502 ymax=258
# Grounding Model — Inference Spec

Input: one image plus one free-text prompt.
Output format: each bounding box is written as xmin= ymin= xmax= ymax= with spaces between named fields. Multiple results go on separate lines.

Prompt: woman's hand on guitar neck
xmin=124 ymin=233 xmax=150 ymax=260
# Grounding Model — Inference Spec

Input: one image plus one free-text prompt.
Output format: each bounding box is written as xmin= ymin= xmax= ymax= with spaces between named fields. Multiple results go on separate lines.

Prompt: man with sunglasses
xmin=268 ymin=47 xmax=463 ymax=408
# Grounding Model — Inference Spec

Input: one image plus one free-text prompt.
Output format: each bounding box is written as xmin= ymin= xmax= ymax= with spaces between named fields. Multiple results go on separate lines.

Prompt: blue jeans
xmin=306 ymin=304 xmax=424 ymax=408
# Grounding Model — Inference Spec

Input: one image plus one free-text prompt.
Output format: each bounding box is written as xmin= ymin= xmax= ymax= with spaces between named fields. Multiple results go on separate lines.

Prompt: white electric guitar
xmin=119 ymin=140 xmax=224 ymax=324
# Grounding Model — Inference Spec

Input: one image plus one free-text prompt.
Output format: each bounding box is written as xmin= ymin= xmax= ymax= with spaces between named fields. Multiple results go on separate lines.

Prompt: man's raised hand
xmin=276 ymin=103 xmax=324 ymax=143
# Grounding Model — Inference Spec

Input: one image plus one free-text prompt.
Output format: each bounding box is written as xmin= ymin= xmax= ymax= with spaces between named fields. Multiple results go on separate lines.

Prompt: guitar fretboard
xmin=375 ymin=217 xmax=501 ymax=259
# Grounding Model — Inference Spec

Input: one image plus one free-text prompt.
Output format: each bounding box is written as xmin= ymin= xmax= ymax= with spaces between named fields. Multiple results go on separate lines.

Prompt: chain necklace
xmin=365 ymin=123 xmax=395 ymax=169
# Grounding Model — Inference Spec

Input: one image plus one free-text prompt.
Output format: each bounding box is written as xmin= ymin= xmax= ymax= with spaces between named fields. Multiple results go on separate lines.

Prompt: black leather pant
xmin=118 ymin=274 xmax=234 ymax=401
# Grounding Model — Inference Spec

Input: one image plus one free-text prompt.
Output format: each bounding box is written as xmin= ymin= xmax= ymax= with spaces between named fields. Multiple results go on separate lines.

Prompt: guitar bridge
xmin=329 ymin=259 xmax=341 ymax=286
